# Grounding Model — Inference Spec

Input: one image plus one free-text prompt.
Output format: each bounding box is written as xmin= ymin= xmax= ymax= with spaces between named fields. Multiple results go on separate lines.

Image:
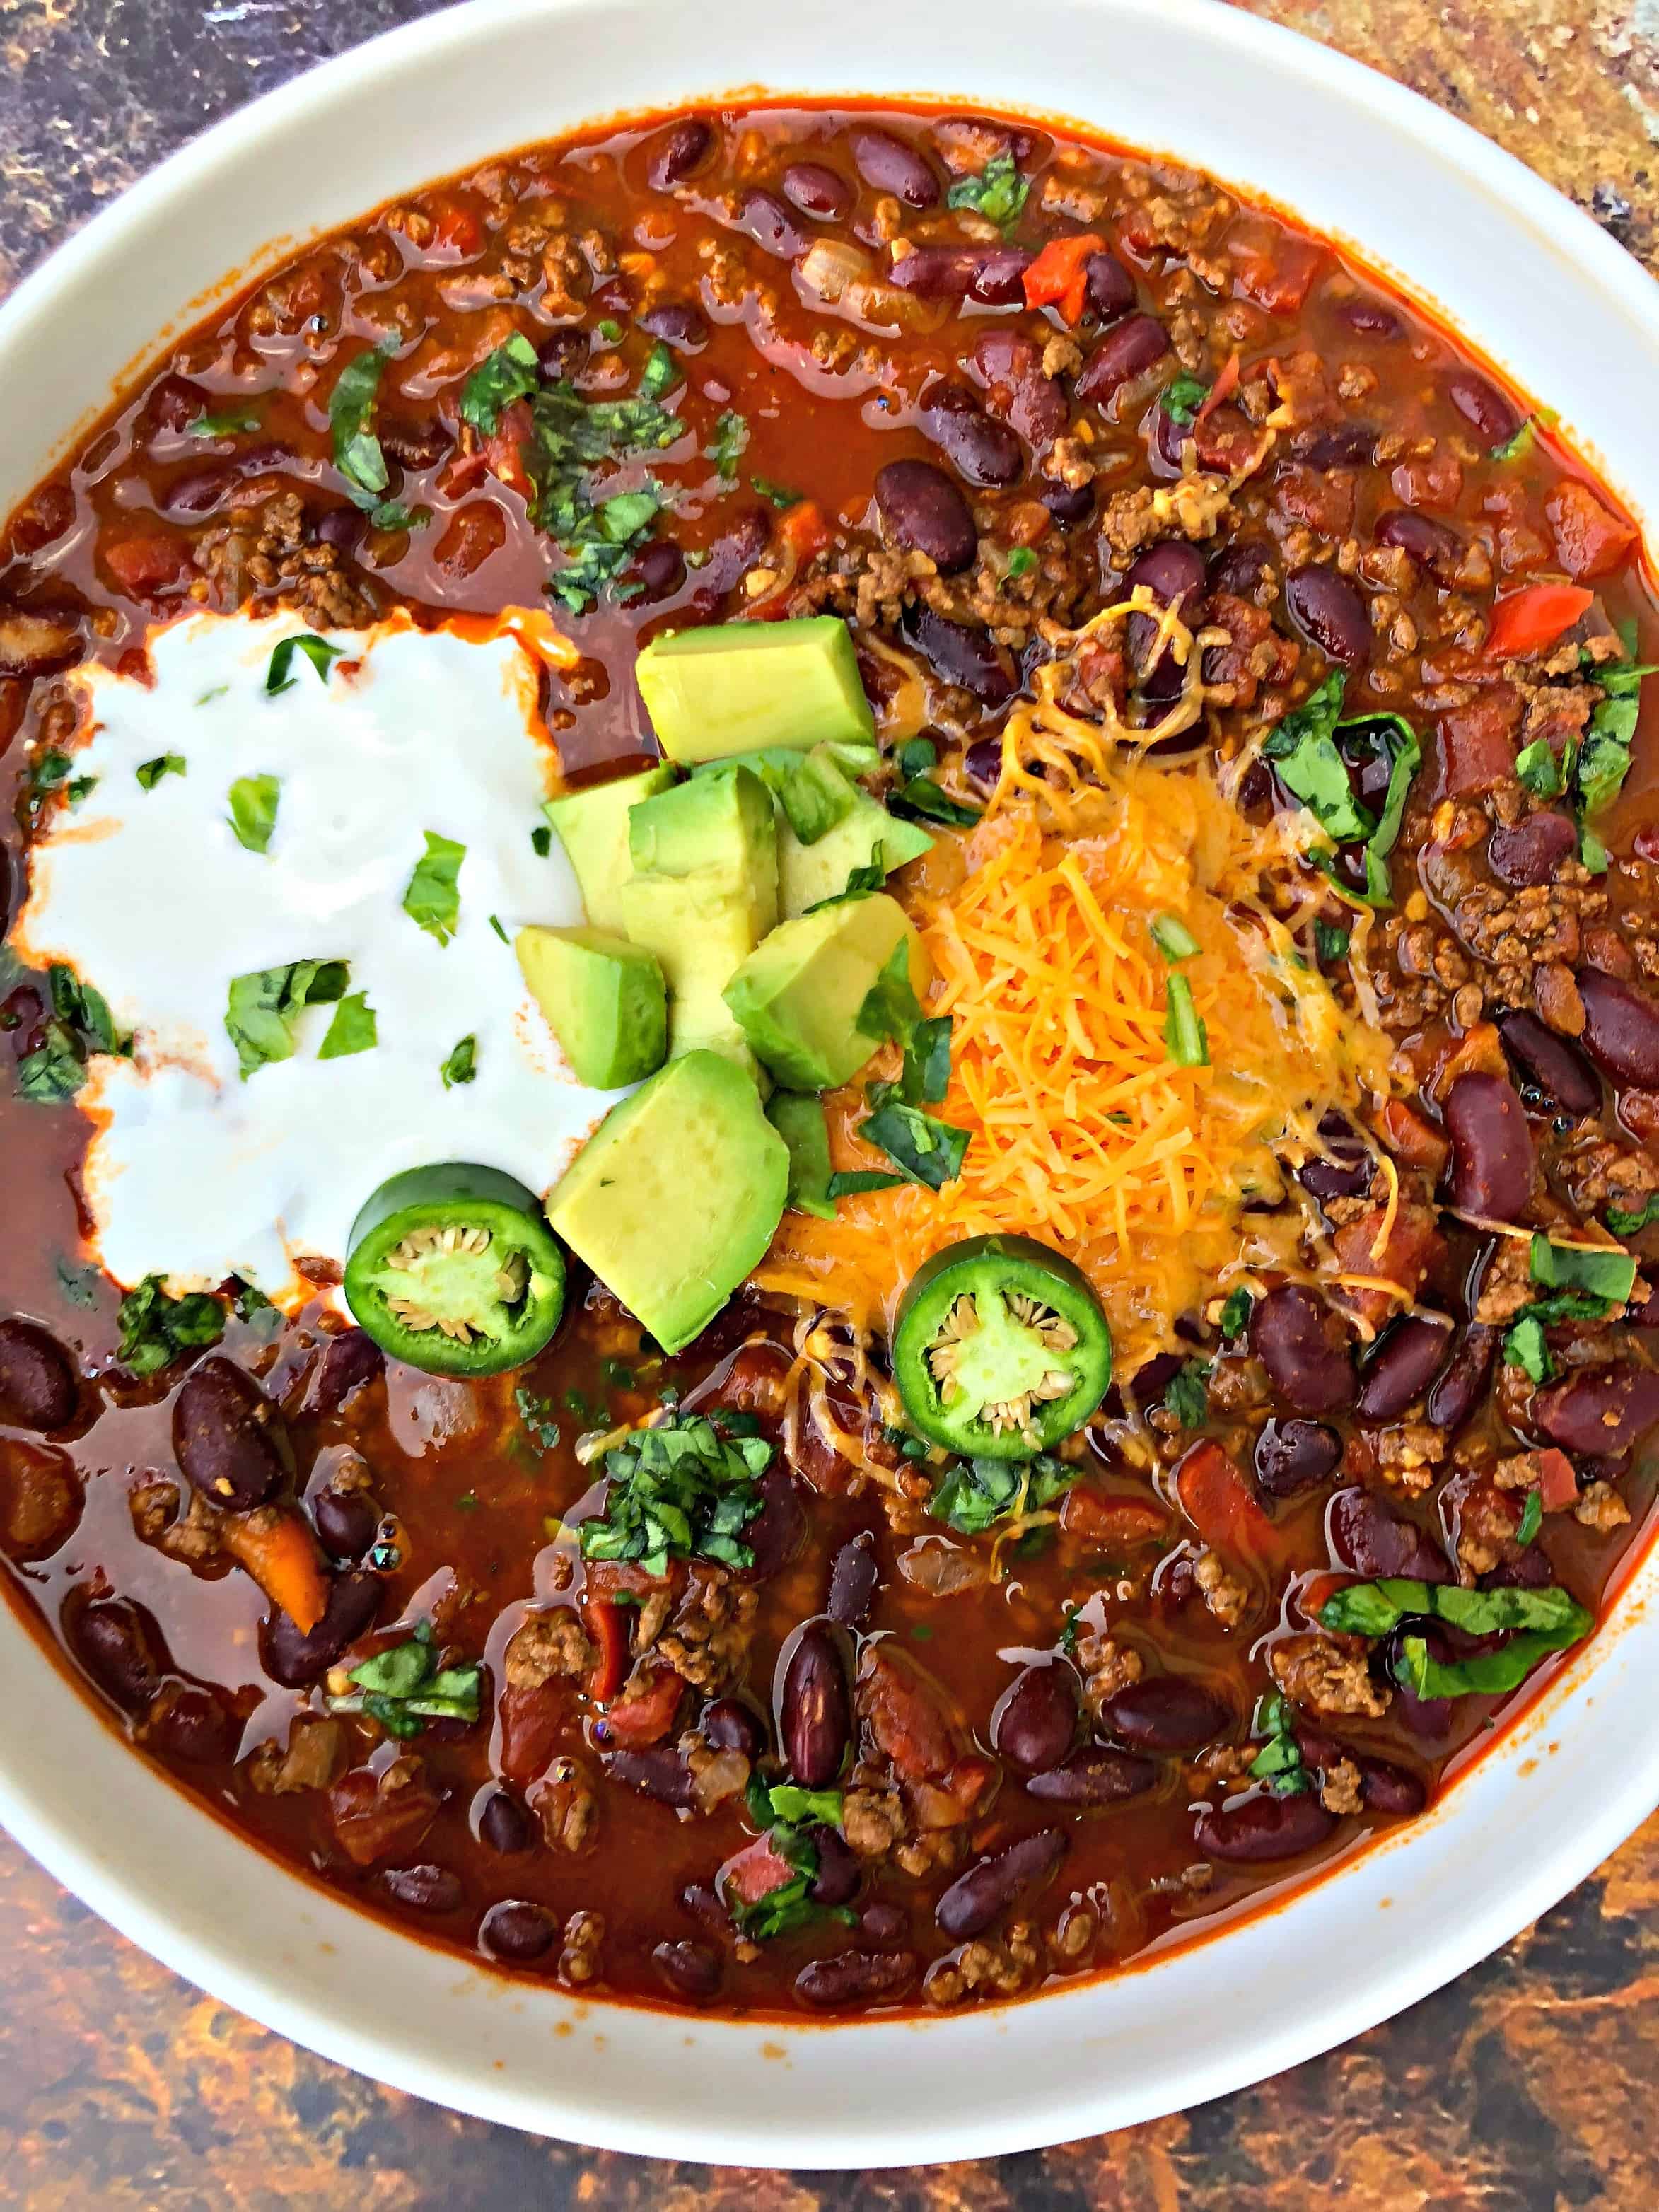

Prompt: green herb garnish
xmin=1218 ymin=1286 xmax=1254 ymax=1339
xmin=223 ymin=958 xmax=349 ymax=1078
xmin=1163 ymin=972 xmax=1209 ymax=1066
xmin=750 ymin=473 xmax=801 ymax=510
xmin=327 ymin=342 xmax=416 ymax=528
xmin=1319 ymin=1575 xmax=1591 ymax=1700
xmin=888 ymin=776 xmax=982 ymax=829
xmin=318 ymin=990 xmax=377 ymax=1060
xmin=16 ymin=965 xmax=128 ymax=1105
xmin=801 ymin=849 xmax=887 ymax=914
xmin=458 ymin=332 xmax=540 ymax=436
xmin=401 ymin=831 xmax=466 ymax=946
xmin=580 ymin=1409 xmax=772 ymax=1576
xmin=1164 ymin=1360 xmax=1211 ymax=1428
xmin=1262 ymin=675 xmax=1421 ymax=907
xmin=227 ymin=773 xmax=280 ymax=854
xmin=1151 ymin=912 xmax=1200 ymax=962
xmin=328 ymin=1620 xmax=482 ymax=1740
xmin=116 ymin=1274 xmax=226 ymax=1377
xmin=513 ymin=1385 xmax=561 ymax=1455
xmin=1528 ymin=1233 xmax=1636 ymax=1308
xmin=945 ymin=151 xmax=1030 ymax=234
xmin=1516 ymin=1488 xmax=1543 ymax=1547
xmin=136 ymin=755 xmax=185 ymax=791
xmin=1607 ymin=1194 xmax=1659 ymax=1238
xmin=265 ymin=634 xmax=343 ymax=696
xmin=441 ymin=1035 xmax=477 ymax=1088
xmin=1315 ymin=919 xmax=1351 ymax=963
xmin=187 ymin=405 xmax=262 ymax=438
xmin=825 ymin=1168 xmax=907 ymax=1198
xmin=1247 ymin=1690 xmax=1312 ymax=1795
xmin=855 ymin=938 xmax=925 ymax=1044
xmin=708 ymin=409 xmax=749 ymax=481
xmin=930 ymin=1453 xmax=1076 ymax=1535
xmin=1160 ymin=374 xmax=1210 ymax=427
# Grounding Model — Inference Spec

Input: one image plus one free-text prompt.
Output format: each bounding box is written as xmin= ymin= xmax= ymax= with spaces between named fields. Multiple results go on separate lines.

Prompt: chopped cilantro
xmin=580 ymin=1409 xmax=772 ymax=1576
xmin=327 ymin=1620 xmax=482 ymax=1740
xmin=265 ymin=634 xmax=343 ymax=696
xmin=945 ymin=152 xmax=1030 ymax=234
xmin=1262 ymin=674 xmax=1421 ymax=907
xmin=136 ymin=754 xmax=185 ymax=791
xmin=458 ymin=332 xmax=540 ymax=436
xmin=116 ymin=1274 xmax=226 ymax=1377
xmin=855 ymin=938 xmax=925 ymax=1045
xmin=801 ymin=849 xmax=887 ymax=914
xmin=1516 ymin=1487 xmax=1543 ymax=1548
xmin=1164 ymin=1359 xmax=1211 ymax=1428
xmin=1607 ymin=1194 xmax=1659 ymax=1237
xmin=1247 ymin=1690 xmax=1311 ymax=1796
xmin=530 ymin=823 xmax=553 ymax=857
xmin=439 ymin=1035 xmax=477 ymax=1088
xmin=1219 ymin=1286 xmax=1254 ymax=1339
xmin=825 ymin=1168 xmax=907 ymax=1197
xmin=401 ymin=831 xmax=466 ymax=946
xmin=1002 ymin=546 xmax=1039 ymax=586
xmin=708 ymin=409 xmax=749 ymax=480
xmin=929 ymin=1453 xmax=1076 ymax=1535
xmin=226 ymin=773 xmax=280 ymax=854
xmin=1160 ymin=373 xmax=1211 ymax=427
xmin=1315 ymin=919 xmax=1351 ymax=963
xmin=750 ymin=473 xmax=801 ymax=510
xmin=327 ymin=342 xmax=414 ymax=528
xmin=1529 ymin=1232 xmax=1636 ymax=1308
xmin=223 ymin=958 xmax=349 ymax=1079
xmin=186 ymin=405 xmax=261 ymax=438
xmin=513 ymin=1385 xmax=561 ymax=1455
xmin=318 ymin=989 xmax=378 ymax=1060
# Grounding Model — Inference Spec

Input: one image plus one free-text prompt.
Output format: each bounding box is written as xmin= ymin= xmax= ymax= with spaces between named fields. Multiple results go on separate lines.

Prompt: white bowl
xmin=3 ymin=0 xmax=1657 ymax=2165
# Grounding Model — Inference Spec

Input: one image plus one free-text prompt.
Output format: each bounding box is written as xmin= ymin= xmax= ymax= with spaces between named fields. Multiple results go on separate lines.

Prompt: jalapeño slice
xmin=892 ymin=1234 xmax=1112 ymax=1461
xmin=343 ymin=1163 xmax=566 ymax=1378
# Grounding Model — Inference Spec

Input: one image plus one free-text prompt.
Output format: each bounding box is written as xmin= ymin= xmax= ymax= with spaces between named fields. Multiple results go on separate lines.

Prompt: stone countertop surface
xmin=1 ymin=0 xmax=1658 ymax=2202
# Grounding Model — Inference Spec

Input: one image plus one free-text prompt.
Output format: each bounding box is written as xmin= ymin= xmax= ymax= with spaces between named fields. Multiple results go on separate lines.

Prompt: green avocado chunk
xmin=545 ymin=1050 xmax=788 ymax=1353
xmin=635 ymin=617 xmax=875 ymax=766
xmin=515 ymin=924 xmax=668 ymax=1089
xmin=544 ymin=764 xmax=676 ymax=934
xmin=779 ymin=785 xmax=933 ymax=918
xmin=723 ymin=891 xmax=929 ymax=1091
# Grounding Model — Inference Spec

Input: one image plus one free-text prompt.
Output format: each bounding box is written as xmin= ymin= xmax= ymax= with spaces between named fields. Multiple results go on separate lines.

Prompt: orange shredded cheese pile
xmin=753 ymin=737 xmax=1393 ymax=1373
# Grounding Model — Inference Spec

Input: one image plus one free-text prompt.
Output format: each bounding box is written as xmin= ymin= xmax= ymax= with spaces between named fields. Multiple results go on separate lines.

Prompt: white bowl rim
xmin=1 ymin=0 xmax=1658 ymax=2166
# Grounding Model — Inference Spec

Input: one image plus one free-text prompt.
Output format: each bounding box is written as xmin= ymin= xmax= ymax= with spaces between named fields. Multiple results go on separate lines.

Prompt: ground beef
xmin=504 ymin=1607 xmax=596 ymax=1690
xmin=654 ymin=1569 xmax=757 ymax=1694
xmin=1074 ymin=1633 xmax=1144 ymax=1716
xmin=245 ymin=1715 xmax=345 ymax=1796
xmin=1098 ymin=475 xmax=1235 ymax=563
xmin=129 ymin=1475 xmax=227 ymax=1569
xmin=533 ymin=1754 xmax=598 ymax=1853
xmin=842 ymin=1781 xmax=908 ymax=1861
xmin=1576 ymin=1480 xmax=1632 ymax=1532
xmin=194 ymin=489 xmax=378 ymax=627
xmin=1319 ymin=1756 xmax=1365 ymax=1815
xmin=1194 ymin=1549 xmax=1252 ymax=1629
xmin=1270 ymin=1631 xmax=1390 ymax=1718
xmin=1372 ymin=1422 xmax=1447 ymax=1494
xmin=1474 ymin=1237 xmax=1537 ymax=1325
xmin=924 ymin=1921 xmax=1042 ymax=2004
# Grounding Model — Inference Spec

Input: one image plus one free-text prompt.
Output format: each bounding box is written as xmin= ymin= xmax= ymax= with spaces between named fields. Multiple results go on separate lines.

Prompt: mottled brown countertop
xmin=2 ymin=0 xmax=1659 ymax=2200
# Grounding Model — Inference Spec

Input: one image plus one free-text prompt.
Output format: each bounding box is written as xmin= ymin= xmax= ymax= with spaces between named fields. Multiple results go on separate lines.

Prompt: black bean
xmin=874 ymin=458 xmax=977 ymax=573
xmin=1039 ymin=477 xmax=1093 ymax=527
xmin=144 ymin=1682 xmax=236 ymax=1764
xmin=1098 ymin=1675 xmax=1228 ymax=1752
xmin=702 ymin=1696 xmax=767 ymax=1758
xmin=807 ymin=1824 xmax=861 ymax=1907
xmin=310 ymin=1328 xmax=383 ymax=1414
xmin=637 ymin=299 xmax=709 ymax=351
xmin=1533 ymin=1366 xmax=1659 ymax=1456
xmin=935 ymin=1828 xmax=1067 ymax=1938
xmin=919 ymin=383 xmax=1023 ymax=489
xmin=901 ymin=601 xmax=1015 ymax=705
xmin=778 ymin=1619 xmax=850 ymax=1789
xmin=313 ymin=505 xmax=368 ymax=556
xmin=645 ymin=117 xmax=714 ymax=192
xmin=480 ymin=1899 xmax=557 ymax=1962
xmin=628 ymin=539 xmax=687 ymax=607
xmin=1374 ymin=507 xmax=1460 ymax=579
xmin=1488 ymin=811 xmax=1578 ymax=888
xmin=1250 ymin=1286 xmax=1355 ymax=1415
xmin=1084 ymin=251 xmax=1136 ymax=323
xmin=1578 ymin=966 xmax=1659 ymax=1090
xmin=311 ymin=1485 xmax=380 ymax=1561
xmin=382 ymin=1863 xmax=464 ymax=1913
xmin=1495 ymin=1009 xmax=1600 ymax=1117
xmin=653 ymin=1938 xmax=722 ymax=2004
xmin=1329 ymin=1486 xmax=1448 ymax=1583
xmin=1253 ymin=1418 xmax=1343 ymax=1498
xmin=172 ymin=1358 xmax=286 ymax=1510
xmin=1025 ymin=1747 xmax=1156 ymax=1805
xmin=1196 ymin=1790 xmax=1336 ymax=1861
xmin=781 ymin=161 xmax=854 ymax=221
xmin=1426 ymin=1322 xmax=1498 ymax=1435
xmin=1355 ymin=1315 xmax=1454 ymax=1421
xmin=605 ymin=1746 xmax=694 ymax=1806
xmin=795 ymin=1949 xmax=917 ymax=2009
xmin=827 ymin=1529 xmax=879 ymax=1629
xmin=1075 ymin=314 xmax=1170 ymax=404
xmin=1445 ymin=368 xmax=1522 ymax=448
xmin=1293 ymin=423 xmax=1378 ymax=470
xmin=260 ymin=1570 xmax=380 ymax=1688
xmin=71 ymin=1597 xmax=163 ymax=1713
xmin=479 ymin=1788 xmax=535 ymax=1856
xmin=1285 ymin=564 xmax=1372 ymax=669
xmin=992 ymin=1662 xmax=1080 ymax=1772
xmin=0 ymin=1319 xmax=76 ymax=1431
xmin=1443 ymin=1069 xmax=1535 ymax=1221
xmin=849 ymin=128 xmax=939 ymax=207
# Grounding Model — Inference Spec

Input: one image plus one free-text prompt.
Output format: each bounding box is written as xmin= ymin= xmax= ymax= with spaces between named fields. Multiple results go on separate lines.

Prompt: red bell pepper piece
xmin=1060 ymin=1489 xmax=1170 ymax=1551
xmin=1022 ymin=232 xmax=1105 ymax=327
xmin=1174 ymin=1440 xmax=1274 ymax=1555
xmin=1483 ymin=581 xmax=1593 ymax=660
xmin=1537 ymin=1449 xmax=1578 ymax=1514
xmin=582 ymin=1594 xmax=631 ymax=1703
xmin=598 ymin=1662 xmax=685 ymax=1747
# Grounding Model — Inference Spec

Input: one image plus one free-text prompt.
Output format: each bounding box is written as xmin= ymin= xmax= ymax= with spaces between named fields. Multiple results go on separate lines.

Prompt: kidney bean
xmin=965 ymin=735 xmax=1006 ymax=791
xmin=0 ymin=1319 xmax=76 ymax=1431
xmin=1426 ymin=1323 xmax=1499 ymax=1436
xmin=479 ymin=1788 xmax=535 ymax=1856
xmin=536 ymin=328 xmax=586 ymax=383
xmin=627 ymin=539 xmax=687 ymax=606
xmin=1533 ymin=1365 xmax=1659 ymax=1455
xmin=703 ymin=1696 xmax=767 ymax=1758
xmin=1358 ymin=1757 xmax=1427 ymax=1816
xmin=875 ymin=459 xmax=977 ymax=573
xmin=1488 ymin=811 xmax=1577 ymax=889
xmin=1025 ymin=1746 xmax=1156 ymax=1805
xmin=901 ymin=602 xmax=1015 ymax=705
xmin=1329 ymin=1486 xmax=1449 ymax=1583
xmin=919 ymin=383 xmax=1023 ymax=489
xmin=1578 ymin=966 xmax=1659 ymax=1090
xmin=887 ymin=244 xmax=1031 ymax=305
xmin=1253 ymin=1418 xmax=1343 ymax=1498
xmin=1284 ymin=564 xmax=1372 ymax=670
xmin=1085 ymin=251 xmax=1136 ymax=323
xmin=1196 ymin=1789 xmax=1336 ymax=1862
xmin=1344 ymin=296 xmax=1403 ymax=338
xmin=71 ymin=1597 xmax=163 ymax=1713
xmin=637 ymin=299 xmax=709 ymax=351
xmin=781 ymin=161 xmax=854 ymax=221
xmin=733 ymin=187 xmax=807 ymax=260
xmin=972 ymin=329 xmax=1069 ymax=448
xmin=606 ymin=1745 xmax=695 ymax=1807
xmin=145 ymin=371 xmax=213 ymax=438
xmin=1355 ymin=1315 xmax=1454 ymax=1421
xmin=1250 ymin=1286 xmax=1355 ymax=1416
xmin=310 ymin=1328 xmax=383 ymax=1415
xmin=310 ymin=1486 xmax=379 ymax=1561
xmin=481 ymin=1899 xmax=557 ymax=1963
xmin=1040 ymin=478 xmax=1093 ymax=527
xmin=993 ymin=1661 xmax=1081 ymax=1772
xmin=849 ymin=127 xmax=939 ymax=207
xmin=261 ymin=1570 xmax=380 ymax=1688
xmin=172 ymin=1358 xmax=286 ymax=1511
xmin=164 ymin=462 xmax=240 ymax=515
xmin=1443 ymin=1069 xmax=1535 ymax=1221
xmin=1481 ymin=1544 xmax=1554 ymax=1591
xmin=645 ymin=117 xmax=714 ymax=191
xmin=144 ymin=1681 xmax=236 ymax=1764
xmin=313 ymin=505 xmax=368 ymax=556
xmin=1445 ymin=368 xmax=1522 ymax=449
xmin=383 ymin=1863 xmax=464 ymax=1914
xmin=1382 ymin=1622 xmax=1456 ymax=1742
xmin=686 ymin=506 xmax=772 ymax=616
xmin=795 ymin=1948 xmax=917 ymax=2009
xmin=936 ymin=1827 xmax=1067 ymax=1938
xmin=1098 ymin=1675 xmax=1228 ymax=1752
xmin=1496 ymin=1010 xmax=1600 ymax=1117
xmin=808 ymin=1824 xmax=861 ymax=1907
xmin=1121 ymin=540 xmax=1206 ymax=694
xmin=1293 ymin=423 xmax=1378 ymax=470
xmin=779 ymin=1619 xmax=850 ymax=1788
xmin=654 ymin=1938 xmax=722 ymax=2005
xmin=827 ymin=1528 xmax=879 ymax=1629
xmin=736 ymin=1467 xmax=804 ymax=1582
xmin=1209 ymin=537 xmax=1274 ymax=600
xmin=1374 ymin=507 xmax=1460 ymax=578
xmin=1075 ymin=314 xmax=1170 ymax=404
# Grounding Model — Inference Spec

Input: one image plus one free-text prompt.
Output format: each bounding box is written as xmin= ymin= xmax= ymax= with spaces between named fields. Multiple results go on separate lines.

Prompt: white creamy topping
xmin=15 ymin=609 xmax=621 ymax=1307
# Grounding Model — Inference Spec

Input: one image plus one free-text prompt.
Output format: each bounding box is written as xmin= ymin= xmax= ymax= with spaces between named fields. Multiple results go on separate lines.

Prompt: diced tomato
xmin=1173 ymin=1440 xmax=1274 ymax=1556
xmin=599 ymin=1663 xmax=685 ymax=1748
xmin=1537 ymin=1449 xmax=1578 ymax=1513
xmin=1376 ymin=1098 xmax=1448 ymax=1176
xmin=581 ymin=1594 xmax=631 ymax=1702
xmin=1434 ymin=683 xmax=1522 ymax=796
xmin=1332 ymin=1204 xmax=1443 ymax=1332
xmin=1022 ymin=232 xmax=1104 ymax=327
xmin=482 ymin=397 xmax=536 ymax=501
xmin=220 ymin=1509 xmax=327 ymax=1634
xmin=1296 ymin=1570 xmax=1348 ymax=1624
xmin=1225 ymin=219 xmax=1325 ymax=314
xmin=1194 ymin=350 xmax=1241 ymax=424
xmin=1059 ymin=1488 xmax=1170 ymax=1551
xmin=858 ymin=1645 xmax=963 ymax=1781
xmin=1428 ymin=1020 xmax=1508 ymax=1096
xmin=328 ymin=1758 xmax=441 ymax=1868
xmin=497 ymin=1679 xmax=566 ymax=1785
xmin=721 ymin=1832 xmax=797 ymax=1908
xmin=433 ymin=500 xmax=507 ymax=581
xmin=1545 ymin=482 xmax=1638 ymax=583
xmin=103 ymin=532 xmax=194 ymax=597
xmin=1483 ymin=581 xmax=1595 ymax=660
xmin=431 ymin=201 xmax=483 ymax=256
xmin=942 ymin=1753 xmax=998 ymax=1817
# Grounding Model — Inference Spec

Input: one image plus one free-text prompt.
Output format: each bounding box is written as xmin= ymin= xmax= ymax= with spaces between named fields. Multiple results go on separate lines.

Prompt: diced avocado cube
xmin=691 ymin=738 xmax=880 ymax=784
xmin=544 ymin=764 xmax=676 ymax=934
xmin=779 ymin=787 xmax=933 ymax=917
xmin=515 ymin=924 xmax=667 ymax=1089
xmin=636 ymin=617 xmax=875 ymax=766
xmin=723 ymin=892 xmax=931 ymax=1092
xmin=766 ymin=1091 xmax=837 ymax=1219
xmin=620 ymin=868 xmax=763 ymax=1077
xmin=627 ymin=764 xmax=778 ymax=924
xmin=546 ymin=1049 xmax=788 ymax=1353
